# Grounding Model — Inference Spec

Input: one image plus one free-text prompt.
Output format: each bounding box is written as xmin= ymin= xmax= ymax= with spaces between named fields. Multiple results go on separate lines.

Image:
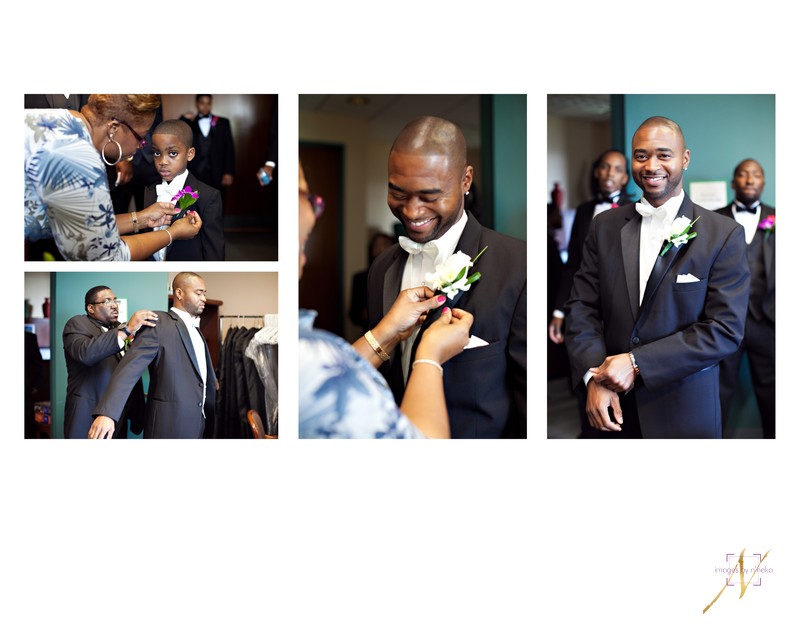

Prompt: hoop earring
xmin=101 ymin=132 xmax=122 ymax=166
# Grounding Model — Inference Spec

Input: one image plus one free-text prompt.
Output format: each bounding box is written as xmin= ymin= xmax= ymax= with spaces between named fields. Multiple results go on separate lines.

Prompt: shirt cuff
xmin=265 ymin=161 xmax=276 ymax=168
xmin=583 ymin=370 xmax=594 ymax=386
xmin=552 ymin=309 xmax=565 ymax=319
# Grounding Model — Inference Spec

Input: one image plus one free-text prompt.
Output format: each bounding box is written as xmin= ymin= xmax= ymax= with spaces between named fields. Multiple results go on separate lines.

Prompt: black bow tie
xmin=735 ymin=202 xmax=759 ymax=214
xmin=197 ymin=113 xmax=211 ymax=119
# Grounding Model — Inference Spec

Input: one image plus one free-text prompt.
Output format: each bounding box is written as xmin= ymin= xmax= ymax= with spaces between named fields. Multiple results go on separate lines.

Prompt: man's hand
xmin=548 ymin=316 xmax=564 ymax=344
xmin=586 ymin=379 xmax=623 ymax=431
xmin=591 ymin=353 xmax=636 ymax=392
xmin=126 ymin=310 xmax=159 ymax=335
xmin=88 ymin=416 xmax=116 ymax=439
xmin=116 ymin=160 xmax=133 ymax=186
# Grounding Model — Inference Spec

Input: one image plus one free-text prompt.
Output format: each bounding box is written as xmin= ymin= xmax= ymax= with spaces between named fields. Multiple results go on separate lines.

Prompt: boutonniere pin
xmin=425 ymin=246 xmax=488 ymax=300
xmin=758 ymin=214 xmax=775 ymax=237
xmin=660 ymin=215 xmax=699 ymax=257
xmin=171 ymin=186 xmax=200 ymax=216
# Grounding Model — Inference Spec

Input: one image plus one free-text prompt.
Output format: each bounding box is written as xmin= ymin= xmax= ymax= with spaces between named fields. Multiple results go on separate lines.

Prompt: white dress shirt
xmin=730 ymin=201 xmax=761 ymax=245
xmin=636 ymin=190 xmax=685 ymax=306
xmin=171 ymin=307 xmax=208 ymax=412
xmin=153 ymin=170 xmax=190 ymax=261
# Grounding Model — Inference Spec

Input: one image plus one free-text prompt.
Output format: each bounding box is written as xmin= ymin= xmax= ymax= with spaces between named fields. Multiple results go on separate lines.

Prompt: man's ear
xmin=187 ymin=147 xmax=195 ymax=162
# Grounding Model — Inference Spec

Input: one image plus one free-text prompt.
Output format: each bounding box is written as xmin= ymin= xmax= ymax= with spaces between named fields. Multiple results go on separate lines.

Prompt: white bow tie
xmin=398 ymin=236 xmax=438 ymax=256
xmin=156 ymin=183 xmax=177 ymax=199
xmin=635 ymin=202 xmax=669 ymax=221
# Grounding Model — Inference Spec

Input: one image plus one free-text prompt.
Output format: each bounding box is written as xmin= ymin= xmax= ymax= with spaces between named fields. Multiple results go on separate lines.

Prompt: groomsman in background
xmin=181 ymin=95 xmax=236 ymax=207
xmin=714 ymin=159 xmax=775 ymax=438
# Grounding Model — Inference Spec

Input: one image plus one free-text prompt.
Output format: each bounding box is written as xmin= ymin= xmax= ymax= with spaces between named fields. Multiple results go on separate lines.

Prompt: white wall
xmin=168 ymin=272 xmax=278 ymax=340
xmin=24 ymin=272 xmax=50 ymax=319
xmin=547 ymin=115 xmax=612 ymax=210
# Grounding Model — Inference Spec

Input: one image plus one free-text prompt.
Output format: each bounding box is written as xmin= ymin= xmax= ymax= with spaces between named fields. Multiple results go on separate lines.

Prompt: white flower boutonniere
xmin=660 ymin=215 xmax=700 ymax=257
xmin=425 ymin=246 xmax=488 ymax=300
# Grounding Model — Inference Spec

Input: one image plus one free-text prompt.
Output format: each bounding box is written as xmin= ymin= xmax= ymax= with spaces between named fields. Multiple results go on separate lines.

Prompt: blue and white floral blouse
xmin=299 ymin=310 xmax=423 ymax=438
xmin=24 ymin=109 xmax=131 ymax=261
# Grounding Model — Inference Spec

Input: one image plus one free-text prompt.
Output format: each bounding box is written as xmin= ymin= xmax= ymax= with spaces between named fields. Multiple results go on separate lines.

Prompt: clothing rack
xmin=219 ymin=315 xmax=264 ymax=344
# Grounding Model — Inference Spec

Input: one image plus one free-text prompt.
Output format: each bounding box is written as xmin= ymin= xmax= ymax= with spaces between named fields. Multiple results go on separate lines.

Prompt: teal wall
xmin=623 ymin=94 xmax=775 ymax=206
xmin=51 ymin=272 xmax=168 ymax=439
xmin=488 ymin=94 xmax=527 ymax=240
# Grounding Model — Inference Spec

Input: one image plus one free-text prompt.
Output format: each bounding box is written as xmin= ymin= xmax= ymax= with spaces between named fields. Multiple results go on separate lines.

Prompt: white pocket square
xmin=464 ymin=335 xmax=489 ymax=349
xmin=676 ymin=273 xmax=701 ymax=283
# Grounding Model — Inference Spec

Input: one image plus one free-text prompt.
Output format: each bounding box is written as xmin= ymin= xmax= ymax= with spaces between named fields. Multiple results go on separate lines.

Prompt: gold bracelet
xmin=364 ymin=330 xmax=390 ymax=362
xmin=131 ymin=210 xmax=140 ymax=233
xmin=412 ymin=359 xmax=443 ymax=375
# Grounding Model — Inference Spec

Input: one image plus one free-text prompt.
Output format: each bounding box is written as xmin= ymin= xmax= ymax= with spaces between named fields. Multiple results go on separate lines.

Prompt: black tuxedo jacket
xmin=94 ymin=310 xmax=216 ymax=439
xmin=555 ymin=195 xmax=632 ymax=312
xmin=144 ymin=173 xmax=225 ymax=261
xmin=565 ymin=196 xmax=750 ymax=438
xmin=715 ymin=203 xmax=775 ymax=324
xmin=63 ymin=315 xmax=145 ymax=439
xmin=181 ymin=114 xmax=235 ymax=190
xmin=367 ymin=213 xmax=527 ymax=438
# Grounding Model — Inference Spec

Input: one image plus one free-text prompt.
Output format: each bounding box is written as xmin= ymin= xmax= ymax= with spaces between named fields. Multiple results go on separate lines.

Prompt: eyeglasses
xmin=308 ymin=193 xmax=325 ymax=218
xmin=114 ymin=118 xmax=147 ymax=149
xmin=91 ymin=298 xmax=119 ymax=306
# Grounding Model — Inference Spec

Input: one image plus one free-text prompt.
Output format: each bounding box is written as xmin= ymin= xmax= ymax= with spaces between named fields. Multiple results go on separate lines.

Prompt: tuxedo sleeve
xmin=564 ymin=218 xmax=610 ymax=390
xmin=199 ymin=188 xmax=225 ymax=261
xmin=633 ymin=222 xmax=749 ymax=389
xmin=63 ymin=320 xmax=121 ymax=367
xmin=93 ymin=325 xmax=159 ymax=421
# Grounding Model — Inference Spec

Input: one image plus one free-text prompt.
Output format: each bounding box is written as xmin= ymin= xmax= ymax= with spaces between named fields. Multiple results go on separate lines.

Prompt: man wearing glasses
xmin=62 ymin=286 xmax=158 ymax=439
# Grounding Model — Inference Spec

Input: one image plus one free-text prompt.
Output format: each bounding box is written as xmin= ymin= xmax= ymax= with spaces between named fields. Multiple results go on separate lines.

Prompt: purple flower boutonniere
xmin=171 ymin=186 xmax=200 ymax=214
xmin=758 ymin=214 xmax=775 ymax=238
xmin=211 ymin=115 xmax=218 ymax=128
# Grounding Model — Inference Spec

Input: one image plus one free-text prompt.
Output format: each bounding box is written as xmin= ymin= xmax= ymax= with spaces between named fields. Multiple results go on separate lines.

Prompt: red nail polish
xmin=437 ymin=295 xmax=446 ymax=303
xmin=443 ymin=307 xmax=450 ymax=314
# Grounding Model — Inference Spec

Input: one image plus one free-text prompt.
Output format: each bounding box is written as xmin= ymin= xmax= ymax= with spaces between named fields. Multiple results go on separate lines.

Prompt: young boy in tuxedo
xmin=143 ymin=119 xmax=225 ymax=261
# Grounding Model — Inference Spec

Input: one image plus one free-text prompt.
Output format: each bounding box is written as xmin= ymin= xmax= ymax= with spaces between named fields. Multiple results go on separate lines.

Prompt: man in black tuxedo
xmin=63 ymin=286 xmax=156 ymax=439
xmin=89 ymin=273 xmax=216 ymax=439
xmin=181 ymin=95 xmax=235 ymax=196
xmin=366 ymin=116 xmax=527 ymax=438
xmin=565 ymin=116 xmax=749 ymax=438
xmin=714 ymin=159 xmax=775 ymax=438
xmin=549 ymin=149 xmax=631 ymax=344
xmin=548 ymin=149 xmax=632 ymax=437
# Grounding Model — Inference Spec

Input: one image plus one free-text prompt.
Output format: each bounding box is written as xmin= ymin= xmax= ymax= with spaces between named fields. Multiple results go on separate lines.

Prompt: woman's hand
xmin=169 ymin=211 xmax=203 ymax=240
xmin=416 ymin=307 xmax=473 ymax=365
xmin=142 ymin=202 xmax=179 ymax=228
xmin=381 ymin=286 xmax=447 ymax=343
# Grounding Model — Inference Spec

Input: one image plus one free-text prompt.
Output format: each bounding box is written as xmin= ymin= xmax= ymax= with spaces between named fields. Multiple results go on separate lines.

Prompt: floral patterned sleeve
xmin=298 ymin=311 xmax=424 ymax=439
xmin=24 ymin=110 xmax=130 ymax=261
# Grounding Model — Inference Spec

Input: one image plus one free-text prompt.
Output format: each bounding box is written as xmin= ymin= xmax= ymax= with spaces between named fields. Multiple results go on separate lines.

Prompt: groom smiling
xmin=367 ymin=116 xmax=527 ymax=438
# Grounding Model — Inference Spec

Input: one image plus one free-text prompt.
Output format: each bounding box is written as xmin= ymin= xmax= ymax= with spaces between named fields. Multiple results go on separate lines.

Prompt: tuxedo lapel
xmin=172 ymin=312 xmax=203 ymax=380
xmin=759 ymin=207 xmax=775 ymax=282
xmin=383 ymin=249 xmax=406 ymax=314
xmin=620 ymin=210 xmax=641 ymax=320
